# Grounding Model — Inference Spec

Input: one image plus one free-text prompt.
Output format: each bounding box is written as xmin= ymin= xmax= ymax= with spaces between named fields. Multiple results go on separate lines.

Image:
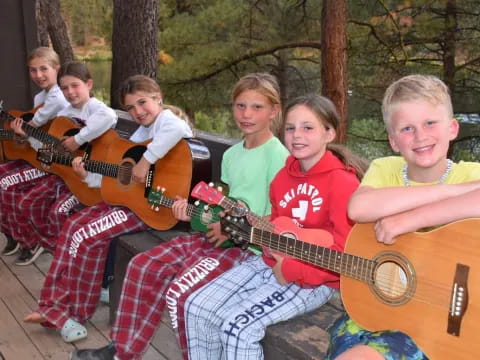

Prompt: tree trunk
xmin=35 ymin=0 xmax=49 ymax=47
xmin=443 ymin=0 xmax=457 ymax=98
xmin=321 ymin=0 xmax=348 ymax=144
xmin=38 ymin=0 xmax=74 ymax=64
xmin=111 ymin=0 xmax=159 ymax=109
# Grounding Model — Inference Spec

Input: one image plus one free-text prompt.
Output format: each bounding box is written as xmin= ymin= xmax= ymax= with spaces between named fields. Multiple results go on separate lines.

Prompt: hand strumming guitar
xmin=131 ymin=156 xmax=150 ymax=184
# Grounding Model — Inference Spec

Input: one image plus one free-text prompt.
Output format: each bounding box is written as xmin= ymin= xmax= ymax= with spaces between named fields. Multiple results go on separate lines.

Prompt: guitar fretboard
xmin=0 ymin=129 xmax=14 ymax=141
xmin=151 ymin=194 xmax=197 ymax=218
xmin=251 ymin=227 xmax=375 ymax=283
xmin=42 ymin=151 xmax=123 ymax=179
xmin=0 ymin=110 xmax=60 ymax=145
xmin=220 ymin=197 xmax=274 ymax=232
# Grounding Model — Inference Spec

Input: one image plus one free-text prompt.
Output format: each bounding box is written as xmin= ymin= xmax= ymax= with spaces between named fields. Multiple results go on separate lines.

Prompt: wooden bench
xmin=109 ymin=113 xmax=344 ymax=360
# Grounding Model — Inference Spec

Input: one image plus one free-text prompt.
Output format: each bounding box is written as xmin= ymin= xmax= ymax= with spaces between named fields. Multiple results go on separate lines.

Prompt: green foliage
xmin=194 ymin=110 xmax=242 ymax=139
xmin=347 ymin=117 xmax=394 ymax=160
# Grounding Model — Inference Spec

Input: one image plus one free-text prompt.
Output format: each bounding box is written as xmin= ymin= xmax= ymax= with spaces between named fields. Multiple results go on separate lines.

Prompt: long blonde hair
xmin=231 ymin=73 xmax=282 ymax=136
xmin=284 ymin=94 xmax=369 ymax=180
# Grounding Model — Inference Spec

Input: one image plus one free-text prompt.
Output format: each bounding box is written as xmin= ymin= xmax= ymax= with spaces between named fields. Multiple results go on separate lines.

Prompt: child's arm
xmin=348 ymin=181 xmax=480 ymax=223
xmin=74 ymin=106 xmax=117 ymax=146
xmin=375 ymin=187 xmax=480 ymax=244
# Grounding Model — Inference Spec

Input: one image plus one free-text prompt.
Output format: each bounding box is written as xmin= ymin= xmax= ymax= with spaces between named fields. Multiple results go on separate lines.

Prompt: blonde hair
xmin=284 ymin=94 xmax=369 ymax=180
xmin=382 ymin=74 xmax=453 ymax=130
xmin=231 ymin=73 xmax=282 ymax=136
xmin=119 ymin=75 xmax=192 ymax=129
xmin=27 ymin=47 xmax=60 ymax=68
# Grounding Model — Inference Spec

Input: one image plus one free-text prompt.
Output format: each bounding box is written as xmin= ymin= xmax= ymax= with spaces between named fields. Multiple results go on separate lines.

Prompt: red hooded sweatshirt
xmin=265 ymin=150 xmax=359 ymax=289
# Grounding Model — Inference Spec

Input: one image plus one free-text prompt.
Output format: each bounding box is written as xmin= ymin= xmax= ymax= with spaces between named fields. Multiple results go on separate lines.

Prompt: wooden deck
xmin=0 ymin=233 xmax=169 ymax=360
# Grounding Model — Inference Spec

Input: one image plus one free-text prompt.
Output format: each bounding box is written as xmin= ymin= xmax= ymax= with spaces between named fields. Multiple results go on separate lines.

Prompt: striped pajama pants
xmin=110 ymin=233 xmax=252 ymax=360
xmin=37 ymin=201 xmax=148 ymax=329
xmin=185 ymin=256 xmax=335 ymax=360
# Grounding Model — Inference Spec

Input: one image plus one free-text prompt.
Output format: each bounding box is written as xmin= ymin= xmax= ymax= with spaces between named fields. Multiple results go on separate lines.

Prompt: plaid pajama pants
xmin=185 ymin=256 xmax=335 ymax=360
xmin=0 ymin=160 xmax=49 ymax=240
xmin=15 ymin=175 xmax=80 ymax=252
xmin=110 ymin=233 xmax=252 ymax=360
xmin=37 ymin=201 xmax=148 ymax=329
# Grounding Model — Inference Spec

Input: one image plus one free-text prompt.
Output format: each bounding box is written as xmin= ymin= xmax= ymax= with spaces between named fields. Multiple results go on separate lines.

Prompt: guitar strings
xmin=186 ymin=189 xmax=455 ymax=312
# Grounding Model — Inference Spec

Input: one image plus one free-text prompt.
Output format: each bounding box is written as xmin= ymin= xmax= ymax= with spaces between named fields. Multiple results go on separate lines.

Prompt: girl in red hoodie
xmin=184 ymin=94 xmax=367 ymax=360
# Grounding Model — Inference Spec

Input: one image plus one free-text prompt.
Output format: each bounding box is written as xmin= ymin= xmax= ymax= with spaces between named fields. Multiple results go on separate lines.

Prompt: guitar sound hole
xmin=118 ymin=162 xmax=133 ymax=185
xmin=373 ymin=261 xmax=410 ymax=305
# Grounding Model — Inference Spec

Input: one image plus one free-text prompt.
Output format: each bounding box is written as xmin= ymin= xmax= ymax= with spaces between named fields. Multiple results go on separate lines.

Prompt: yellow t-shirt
xmin=361 ymin=156 xmax=480 ymax=187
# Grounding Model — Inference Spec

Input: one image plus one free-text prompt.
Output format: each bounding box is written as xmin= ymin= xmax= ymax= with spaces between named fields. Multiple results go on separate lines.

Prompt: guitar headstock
xmin=37 ymin=146 xmax=54 ymax=165
xmin=220 ymin=215 xmax=251 ymax=249
xmin=191 ymin=181 xmax=224 ymax=205
xmin=148 ymin=186 xmax=166 ymax=211
xmin=191 ymin=181 xmax=249 ymax=217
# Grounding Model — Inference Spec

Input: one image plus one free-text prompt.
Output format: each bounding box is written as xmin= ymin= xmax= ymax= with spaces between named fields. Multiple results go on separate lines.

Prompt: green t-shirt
xmin=362 ymin=156 xmax=480 ymax=187
xmin=221 ymin=136 xmax=289 ymax=216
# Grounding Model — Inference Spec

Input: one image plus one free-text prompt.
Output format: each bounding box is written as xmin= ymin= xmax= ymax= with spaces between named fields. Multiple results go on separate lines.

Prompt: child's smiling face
xmin=388 ymin=99 xmax=459 ymax=179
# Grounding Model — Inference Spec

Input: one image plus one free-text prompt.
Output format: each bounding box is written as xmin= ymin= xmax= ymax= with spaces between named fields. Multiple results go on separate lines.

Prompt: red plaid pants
xmin=110 ymin=233 xmax=252 ymax=360
xmin=37 ymin=201 xmax=148 ymax=329
xmin=15 ymin=175 xmax=80 ymax=252
xmin=0 ymin=160 xmax=49 ymax=241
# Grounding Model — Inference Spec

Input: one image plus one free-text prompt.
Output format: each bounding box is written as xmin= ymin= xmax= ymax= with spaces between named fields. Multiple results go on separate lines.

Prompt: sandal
xmin=60 ymin=318 xmax=87 ymax=343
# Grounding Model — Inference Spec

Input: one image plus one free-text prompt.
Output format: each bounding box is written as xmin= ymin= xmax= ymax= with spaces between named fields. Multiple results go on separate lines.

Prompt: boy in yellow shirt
xmin=327 ymin=74 xmax=480 ymax=360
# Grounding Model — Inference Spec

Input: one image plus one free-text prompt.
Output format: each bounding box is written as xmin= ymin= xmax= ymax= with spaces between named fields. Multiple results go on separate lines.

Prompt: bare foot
xmin=24 ymin=311 xmax=46 ymax=323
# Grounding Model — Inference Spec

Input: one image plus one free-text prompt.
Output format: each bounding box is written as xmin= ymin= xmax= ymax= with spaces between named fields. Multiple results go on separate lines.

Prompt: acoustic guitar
xmin=219 ymin=215 xmax=479 ymax=360
xmin=37 ymin=137 xmax=212 ymax=230
xmin=0 ymin=108 xmax=51 ymax=167
xmin=191 ymin=180 xmax=479 ymax=359
xmin=148 ymin=186 xmax=223 ymax=233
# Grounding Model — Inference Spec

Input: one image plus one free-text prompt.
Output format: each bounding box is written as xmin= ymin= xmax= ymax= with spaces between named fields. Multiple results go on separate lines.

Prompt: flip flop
xmin=60 ymin=319 xmax=87 ymax=343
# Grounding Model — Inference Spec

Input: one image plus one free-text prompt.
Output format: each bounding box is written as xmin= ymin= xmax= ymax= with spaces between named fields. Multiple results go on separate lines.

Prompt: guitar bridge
xmin=447 ymin=263 xmax=469 ymax=336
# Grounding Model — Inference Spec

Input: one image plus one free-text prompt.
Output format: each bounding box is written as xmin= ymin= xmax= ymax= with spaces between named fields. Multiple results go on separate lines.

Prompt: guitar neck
xmin=151 ymin=193 xmax=197 ymax=217
xmin=45 ymin=151 xmax=121 ymax=179
xmin=250 ymin=227 xmax=374 ymax=283
xmin=219 ymin=197 xmax=274 ymax=231
xmin=0 ymin=110 xmax=59 ymax=145
xmin=0 ymin=129 xmax=14 ymax=141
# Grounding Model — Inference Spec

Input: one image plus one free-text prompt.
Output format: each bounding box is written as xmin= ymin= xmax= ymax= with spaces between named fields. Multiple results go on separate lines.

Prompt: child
xmin=23 ymin=74 xmax=193 ymax=344
xmin=5 ymin=61 xmax=118 ymax=266
xmin=184 ymin=94 xmax=366 ymax=360
xmin=0 ymin=47 xmax=68 ymax=259
xmin=326 ymin=74 xmax=480 ymax=360
xmin=70 ymin=72 xmax=290 ymax=360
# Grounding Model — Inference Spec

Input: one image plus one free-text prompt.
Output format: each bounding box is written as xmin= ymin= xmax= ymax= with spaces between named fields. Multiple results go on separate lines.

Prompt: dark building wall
xmin=0 ymin=0 xmax=38 ymax=112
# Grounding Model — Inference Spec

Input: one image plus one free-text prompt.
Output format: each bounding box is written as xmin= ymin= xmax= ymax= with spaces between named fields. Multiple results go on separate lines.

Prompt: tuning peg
xmin=155 ymin=206 xmax=159 ymax=211
xmin=217 ymin=186 xmax=223 ymax=192
xmin=231 ymin=230 xmax=237 ymax=235
xmin=161 ymin=187 xmax=166 ymax=193
xmin=225 ymin=226 xmax=231 ymax=232
xmin=208 ymin=182 xmax=214 ymax=187
xmin=156 ymin=186 xmax=161 ymax=191
xmin=194 ymin=200 xmax=200 ymax=206
xmin=203 ymin=205 xmax=209 ymax=211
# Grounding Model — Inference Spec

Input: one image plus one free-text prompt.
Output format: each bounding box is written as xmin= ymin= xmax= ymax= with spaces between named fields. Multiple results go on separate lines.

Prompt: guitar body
xmin=341 ymin=220 xmax=480 ymax=360
xmin=46 ymin=117 xmax=120 ymax=206
xmin=101 ymin=137 xmax=208 ymax=230
xmin=2 ymin=109 xmax=48 ymax=168
xmin=190 ymin=203 xmax=223 ymax=233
